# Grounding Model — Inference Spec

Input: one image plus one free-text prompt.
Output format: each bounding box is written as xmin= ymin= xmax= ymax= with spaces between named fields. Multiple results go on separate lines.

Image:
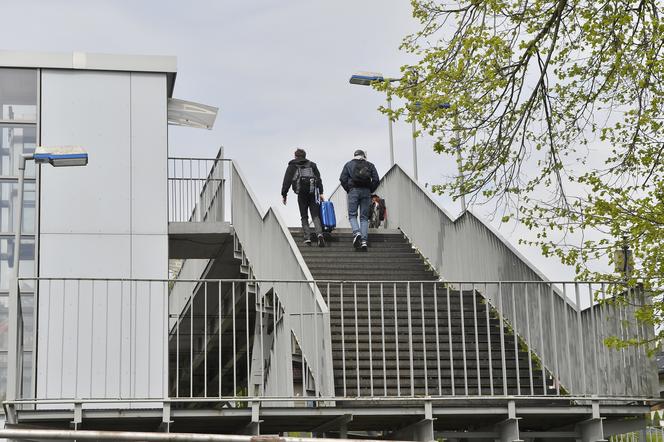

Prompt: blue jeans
xmin=347 ymin=187 xmax=371 ymax=241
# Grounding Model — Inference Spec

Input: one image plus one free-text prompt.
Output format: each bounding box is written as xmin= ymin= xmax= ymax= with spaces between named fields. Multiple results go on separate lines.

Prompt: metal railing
xmin=16 ymin=277 xmax=657 ymax=405
xmin=610 ymin=427 xmax=664 ymax=442
xmin=166 ymin=154 xmax=335 ymax=398
xmin=168 ymin=156 xmax=230 ymax=223
xmin=331 ymin=165 xmax=659 ymax=397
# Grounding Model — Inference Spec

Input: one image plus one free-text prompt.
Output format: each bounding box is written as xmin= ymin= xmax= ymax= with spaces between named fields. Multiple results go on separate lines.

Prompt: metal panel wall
xmin=230 ymin=163 xmax=335 ymax=397
xmin=36 ymin=70 xmax=168 ymax=401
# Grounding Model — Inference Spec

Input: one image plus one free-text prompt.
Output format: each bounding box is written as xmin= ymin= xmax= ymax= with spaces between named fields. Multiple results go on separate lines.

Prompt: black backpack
xmin=352 ymin=160 xmax=372 ymax=187
xmin=292 ymin=161 xmax=316 ymax=194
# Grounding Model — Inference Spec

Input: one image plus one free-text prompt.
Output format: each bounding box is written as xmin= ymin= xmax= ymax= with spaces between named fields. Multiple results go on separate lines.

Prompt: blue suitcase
xmin=320 ymin=201 xmax=336 ymax=231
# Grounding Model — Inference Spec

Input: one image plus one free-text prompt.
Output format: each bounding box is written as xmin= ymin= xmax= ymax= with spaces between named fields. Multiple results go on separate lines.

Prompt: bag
xmin=378 ymin=198 xmax=387 ymax=221
xmin=292 ymin=161 xmax=316 ymax=194
xmin=320 ymin=201 xmax=336 ymax=231
xmin=369 ymin=202 xmax=381 ymax=228
xmin=351 ymin=160 xmax=372 ymax=188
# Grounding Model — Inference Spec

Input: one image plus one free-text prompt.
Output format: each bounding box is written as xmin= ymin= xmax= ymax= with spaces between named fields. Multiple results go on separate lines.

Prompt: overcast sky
xmin=4 ymin=0 xmax=576 ymax=280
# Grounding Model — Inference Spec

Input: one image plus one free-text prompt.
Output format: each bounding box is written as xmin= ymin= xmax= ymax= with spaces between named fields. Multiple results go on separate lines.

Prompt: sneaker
xmin=317 ymin=234 xmax=326 ymax=248
xmin=353 ymin=233 xmax=362 ymax=249
xmin=304 ymin=239 xmax=312 ymax=246
xmin=360 ymin=240 xmax=368 ymax=252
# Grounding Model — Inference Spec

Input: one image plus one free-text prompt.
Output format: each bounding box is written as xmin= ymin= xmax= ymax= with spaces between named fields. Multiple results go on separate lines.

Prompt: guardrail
xmin=168 ymin=156 xmax=231 ymax=223
xmin=16 ymin=277 xmax=657 ymax=404
xmin=331 ymin=165 xmax=659 ymax=397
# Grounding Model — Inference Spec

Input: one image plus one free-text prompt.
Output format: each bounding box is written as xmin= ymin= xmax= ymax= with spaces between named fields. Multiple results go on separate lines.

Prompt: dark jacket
xmin=339 ymin=158 xmax=380 ymax=193
xmin=281 ymin=157 xmax=324 ymax=197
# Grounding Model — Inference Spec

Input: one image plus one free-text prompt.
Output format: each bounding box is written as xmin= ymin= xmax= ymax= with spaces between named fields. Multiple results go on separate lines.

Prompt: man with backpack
xmin=281 ymin=148 xmax=326 ymax=247
xmin=339 ymin=149 xmax=380 ymax=251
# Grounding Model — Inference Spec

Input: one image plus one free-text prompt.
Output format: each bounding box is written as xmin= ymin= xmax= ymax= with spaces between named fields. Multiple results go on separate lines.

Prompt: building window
xmin=0 ymin=69 xmax=37 ymax=123
xmin=0 ymin=125 xmax=36 ymax=178
xmin=0 ymin=68 xmax=38 ymax=403
xmin=0 ymin=180 xmax=36 ymax=234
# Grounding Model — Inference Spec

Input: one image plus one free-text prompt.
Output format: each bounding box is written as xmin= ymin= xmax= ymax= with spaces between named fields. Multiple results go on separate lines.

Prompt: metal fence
xmin=15 ymin=277 xmax=657 ymax=404
xmin=168 ymin=157 xmax=230 ymax=223
xmin=611 ymin=427 xmax=664 ymax=442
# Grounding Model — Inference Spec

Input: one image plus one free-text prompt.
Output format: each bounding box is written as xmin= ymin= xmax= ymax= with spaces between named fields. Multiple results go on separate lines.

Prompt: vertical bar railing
xmin=13 ymin=278 xmax=658 ymax=406
xmin=167 ymin=157 xmax=230 ymax=223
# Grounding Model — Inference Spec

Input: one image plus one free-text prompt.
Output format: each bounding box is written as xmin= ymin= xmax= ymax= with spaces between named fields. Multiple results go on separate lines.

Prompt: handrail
xmin=18 ymin=276 xmax=658 ymax=402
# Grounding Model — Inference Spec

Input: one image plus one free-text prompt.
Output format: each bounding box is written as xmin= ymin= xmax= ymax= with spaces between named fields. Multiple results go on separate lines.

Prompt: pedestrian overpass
xmin=5 ymin=149 xmax=658 ymax=442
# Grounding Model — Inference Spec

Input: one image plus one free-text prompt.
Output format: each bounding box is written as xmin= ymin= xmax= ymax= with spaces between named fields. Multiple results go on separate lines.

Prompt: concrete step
xmin=332 ymin=367 xmax=542 ymax=379
xmin=332 ymin=346 xmax=541 ymax=364
xmin=330 ymin=330 xmax=518 ymax=344
xmin=297 ymin=243 xmax=416 ymax=251
xmin=333 ymin=386 xmax=549 ymax=396
xmin=290 ymin=227 xmax=402 ymax=236
xmin=307 ymin=263 xmax=429 ymax=272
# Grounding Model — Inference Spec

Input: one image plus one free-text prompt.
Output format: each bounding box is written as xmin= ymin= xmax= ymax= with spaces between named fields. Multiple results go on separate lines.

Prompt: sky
xmin=3 ymin=0 xmax=576 ymax=280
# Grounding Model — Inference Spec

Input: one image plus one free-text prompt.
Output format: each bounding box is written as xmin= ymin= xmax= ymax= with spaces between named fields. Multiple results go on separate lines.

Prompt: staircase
xmin=291 ymin=227 xmax=552 ymax=397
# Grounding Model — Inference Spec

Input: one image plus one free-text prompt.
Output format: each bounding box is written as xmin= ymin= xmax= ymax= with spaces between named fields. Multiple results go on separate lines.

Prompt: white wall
xmin=36 ymin=70 xmax=168 ymax=400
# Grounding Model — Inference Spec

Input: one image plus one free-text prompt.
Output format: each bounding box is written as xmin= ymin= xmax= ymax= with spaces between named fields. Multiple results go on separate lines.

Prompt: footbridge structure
xmin=5 ymin=149 xmax=658 ymax=442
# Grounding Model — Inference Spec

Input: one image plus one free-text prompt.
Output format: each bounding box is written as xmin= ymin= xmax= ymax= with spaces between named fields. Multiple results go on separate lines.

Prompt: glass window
xmin=0 ymin=181 xmax=36 ymax=234
xmin=0 ymin=125 xmax=36 ymax=177
xmin=0 ymin=69 xmax=37 ymax=122
xmin=0 ymin=237 xmax=35 ymax=291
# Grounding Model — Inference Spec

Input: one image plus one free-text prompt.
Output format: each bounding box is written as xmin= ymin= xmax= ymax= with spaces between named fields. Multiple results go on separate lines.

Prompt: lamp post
xmin=349 ymin=71 xmax=401 ymax=167
xmin=431 ymin=102 xmax=466 ymax=212
xmin=6 ymin=146 xmax=88 ymax=405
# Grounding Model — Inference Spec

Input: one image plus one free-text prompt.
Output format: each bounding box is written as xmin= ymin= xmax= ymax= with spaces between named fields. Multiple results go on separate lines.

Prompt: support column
xmin=577 ymin=419 xmax=605 ymax=442
xmin=71 ymin=402 xmax=83 ymax=430
xmin=159 ymin=402 xmax=171 ymax=433
xmin=390 ymin=402 xmax=435 ymax=442
xmin=391 ymin=419 xmax=434 ymax=442
xmin=244 ymin=402 xmax=261 ymax=435
xmin=495 ymin=401 xmax=521 ymax=442
xmin=496 ymin=419 xmax=521 ymax=442
xmin=576 ymin=401 xmax=605 ymax=442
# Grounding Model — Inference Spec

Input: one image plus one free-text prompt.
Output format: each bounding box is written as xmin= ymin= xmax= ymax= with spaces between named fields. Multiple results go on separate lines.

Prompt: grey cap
xmin=353 ymin=149 xmax=366 ymax=158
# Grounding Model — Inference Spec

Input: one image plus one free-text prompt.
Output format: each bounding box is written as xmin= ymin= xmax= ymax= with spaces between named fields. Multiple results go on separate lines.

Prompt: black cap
xmin=354 ymin=149 xmax=366 ymax=158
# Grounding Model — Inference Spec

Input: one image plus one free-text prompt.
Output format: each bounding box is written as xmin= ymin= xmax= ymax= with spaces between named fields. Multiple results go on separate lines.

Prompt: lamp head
xmin=349 ymin=71 xmax=384 ymax=86
xmin=34 ymin=146 xmax=88 ymax=167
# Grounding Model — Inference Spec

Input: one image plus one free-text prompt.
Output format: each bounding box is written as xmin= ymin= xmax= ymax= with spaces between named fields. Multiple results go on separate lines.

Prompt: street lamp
xmin=349 ymin=71 xmax=400 ymax=167
xmin=6 ymin=146 xmax=88 ymax=405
